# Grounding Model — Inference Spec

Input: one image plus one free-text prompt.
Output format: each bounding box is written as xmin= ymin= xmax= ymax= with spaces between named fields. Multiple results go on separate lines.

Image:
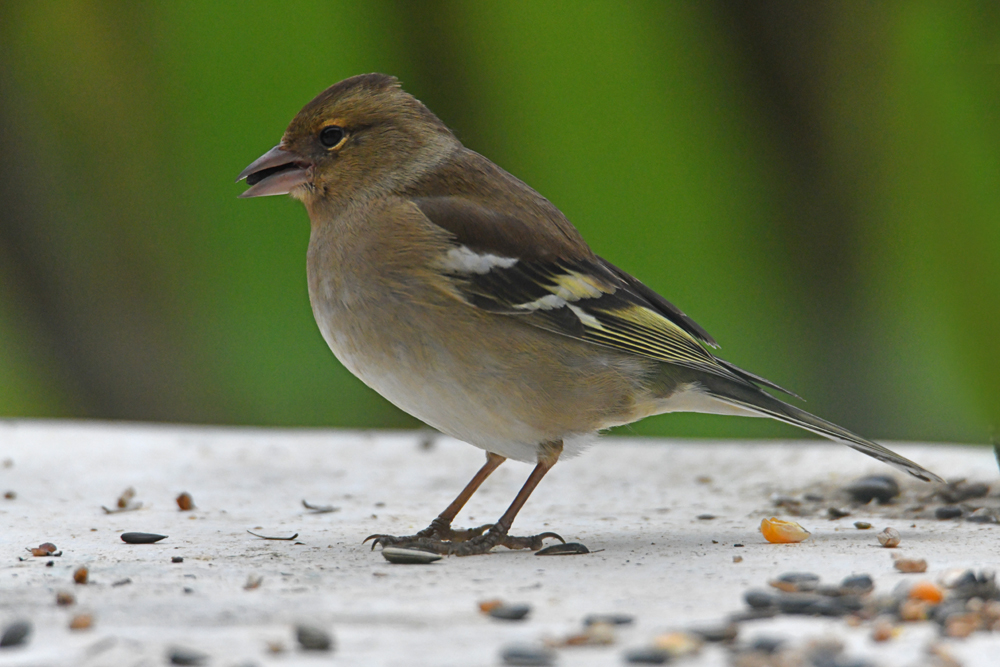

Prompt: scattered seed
xmin=111 ymin=578 xmax=132 ymax=587
xmin=4 ymin=491 xmax=15 ymax=500
xmin=877 ymin=527 xmax=901 ymax=548
xmin=56 ymin=591 xmax=75 ymax=606
xmin=73 ymin=566 xmax=88 ymax=584
xmin=840 ymin=574 xmax=874 ymax=595
xmin=691 ymin=623 xmax=737 ymax=642
xmin=121 ymin=532 xmax=167 ymax=544
xmin=966 ymin=508 xmax=999 ymax=524
xmin=302 ymin=499 xmax=339 ymax=513
xmin=296 ymin=624 xmax=333 ymax=651
xmin=244 ymin=574 xmax=263 ymax=590
xmin=844 ymin=475 xmax=900 ymax=504
xmin=909 ymin=580 xmax=944 ymax=603
xmin=894 ymin=557 xmax=928 ymax=574
xmin=500 ymin=643 xmax=556 ymax=666
xmin=695 ymin=475 xmax=713 ymax=484
xmin=246 ymin=530 xmax=298 ymax=540
xmin=478 ymin=599 xmax=503 ymax=613
xmin=69 ymin=614 xmax=93 ymax=630
xmin=760 ymin=518 xmax=810 ymax=543
xmin=652 ymin=631 xmax=703 ymax=658
xmin=624 ymin=647 xmax=671 ymax=664
xmin=167 ymin=646 xmax=208 ymax=665
xmin=935 ymin=506 xmax=963 ymax=520
xmin=28 ymin=542 xmax=59 ymax=557
xmin=584 ymin=613 xmax=634 ymax=626
xmin=770 ymin=572 xmax=820 ymax=593
xmin=117 ymin=487 xmax=136 ymax=508
xmin=854 ymin=521 xmax=872 ymax=530
xmin=172 ymin=556 xmax=184 ymax=563
xmin=381 ymin=547 xmax=442 ymax=564
xmin=176 ymin=492 xmax=194 ymax=511
xmin=871 ymin=618 xmax=895 ymax=641
xmin=562 ymin=621 xmax=615 ymax=645
xmin=535 ymin=542 xmax=589 ymax=555
xmin=733 ymin=555 xmax=743 ymax=563
xmin=489 ymin=603 xmax=531 ymax=621
xmin=744 ymin=589 xmax=776 ymax=609
xmin=0 ymin=621 xmax=31 ymax=648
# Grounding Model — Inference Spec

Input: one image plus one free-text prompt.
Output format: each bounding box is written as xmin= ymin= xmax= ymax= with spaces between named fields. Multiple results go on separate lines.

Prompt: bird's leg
xmin=365 ymin=452 xmax=505 ymax=548
xmin=449 ymin=440 xmax=565 ymax=556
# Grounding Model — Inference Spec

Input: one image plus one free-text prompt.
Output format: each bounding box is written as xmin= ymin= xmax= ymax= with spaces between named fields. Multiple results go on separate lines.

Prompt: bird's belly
xmin=309 ymin=293 xmax=652 ymax=463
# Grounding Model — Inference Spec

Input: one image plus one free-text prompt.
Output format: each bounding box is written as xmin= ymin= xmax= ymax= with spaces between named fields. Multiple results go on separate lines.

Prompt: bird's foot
xmin=364 ymin=521 xmax=564 ymax=556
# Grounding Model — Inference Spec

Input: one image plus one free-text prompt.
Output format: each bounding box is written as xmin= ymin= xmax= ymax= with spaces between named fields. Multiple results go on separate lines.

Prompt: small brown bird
xmin=238 ymin=74 xmax=941 ymax=556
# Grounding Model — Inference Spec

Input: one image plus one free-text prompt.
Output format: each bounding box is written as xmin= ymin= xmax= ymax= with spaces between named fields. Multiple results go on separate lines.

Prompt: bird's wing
xmin=414 ymin=196 xmax=796 ymax=396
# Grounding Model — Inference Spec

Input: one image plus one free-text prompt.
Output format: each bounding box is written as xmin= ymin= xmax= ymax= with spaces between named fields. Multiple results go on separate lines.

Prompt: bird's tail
xmin=698 ymin=374 xmax=944 ymax=483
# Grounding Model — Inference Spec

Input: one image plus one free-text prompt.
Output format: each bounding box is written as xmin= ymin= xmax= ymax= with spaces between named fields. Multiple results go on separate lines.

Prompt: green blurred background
xmin=0 ymin=1 xmax=996 ymax=443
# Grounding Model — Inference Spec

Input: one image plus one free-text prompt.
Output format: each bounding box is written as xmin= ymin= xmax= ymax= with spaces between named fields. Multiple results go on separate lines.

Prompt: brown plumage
xmin=238 ymin=74 xmax=941 ymax=556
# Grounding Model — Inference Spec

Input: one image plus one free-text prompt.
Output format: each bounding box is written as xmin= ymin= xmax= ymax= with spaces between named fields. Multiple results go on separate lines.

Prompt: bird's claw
xmin=363 ymin=527 xmax=564 ymax=556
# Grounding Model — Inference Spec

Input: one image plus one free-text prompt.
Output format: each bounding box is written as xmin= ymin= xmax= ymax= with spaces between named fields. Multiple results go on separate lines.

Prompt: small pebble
xmin=3 ymin=491 xmax=15 ymax=500
xmin=73 ymin=566 xmax=89 ymax=584
xmin=168 ymin=646 xmax=208 ymax=665
xmin=652 ymin=631 xmax=703 ymax=658
xmin=584 ymin=613 xmax=634 ymax=626
xmin=934 ymin=506 xmax=963 ymax=520
xmin=827 ymin=507 xmax=850 ymax=519
xmin=733 ymin=555 xmax=743 ymax=563
xmin=909 ymin=580 xmax=944 ymax=603
xmin=381 ymin=547 xmax=442 ymax=564
xmin=877 ymin=527 xmax=901 ymax=548
xmin=500 ymin=644 xmax=556 ymax=666
xmin=803 ymin=493 xmax=824 ymax=502
xmin=535 ymin=542 xmax=589 ymax=556
xmin=844 ymin=475 xmax=900 ymax=504
xmin=696 ymin=513 xmax=716 ymax=520
xmin=172 ymin=556 xmax=184 ymax=563
xmin=624 ymin=647 xmax=670 ymax=664
xmin=296 ymin=624 xmax=333 ymax=651
xmin=121 ymin=532 xmax=167 ymax=544
xmin=0 ymin=621 xmax=31 ymax=648
xmin=56 ymin=591 xmax=75 ymax=606
xmin=853 ymin=521 xmax=872 ymax=530
xmin=489 ymin=603 xmax=531 ymax=621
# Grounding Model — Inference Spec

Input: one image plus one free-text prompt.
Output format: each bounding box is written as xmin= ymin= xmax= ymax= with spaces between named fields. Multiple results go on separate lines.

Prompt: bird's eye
xmin=320 ymin=126 xmax=345 ymax=148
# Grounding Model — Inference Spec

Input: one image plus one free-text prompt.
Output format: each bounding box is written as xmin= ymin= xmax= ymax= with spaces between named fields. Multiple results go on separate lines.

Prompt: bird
xmin=237 ymin=73 xmax=942 ymax=556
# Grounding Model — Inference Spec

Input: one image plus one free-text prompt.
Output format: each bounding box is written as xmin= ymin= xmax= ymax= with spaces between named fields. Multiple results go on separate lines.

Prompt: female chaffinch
xmin=238 ymin=73 xmax=940 ymax=555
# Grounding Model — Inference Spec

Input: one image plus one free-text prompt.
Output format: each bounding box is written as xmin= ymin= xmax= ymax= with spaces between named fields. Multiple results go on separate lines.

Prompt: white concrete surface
xmin=0 ymin=420 xmax=997 ymax=666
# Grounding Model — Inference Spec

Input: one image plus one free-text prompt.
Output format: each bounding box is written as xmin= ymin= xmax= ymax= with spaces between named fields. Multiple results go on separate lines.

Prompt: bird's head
xmin=237 ymin=74 xmax=457 ymax=208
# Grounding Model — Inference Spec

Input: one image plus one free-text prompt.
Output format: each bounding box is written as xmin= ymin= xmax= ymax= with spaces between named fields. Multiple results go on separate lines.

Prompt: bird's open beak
xmin=236 ymin=145 xmax=312 ymax=198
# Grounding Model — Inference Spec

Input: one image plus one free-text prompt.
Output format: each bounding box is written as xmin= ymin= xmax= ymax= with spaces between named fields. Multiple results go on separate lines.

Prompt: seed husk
xmin=488 ymin=603 xmax=531 ymax=621
xmin=844 ymin=475 xmax=900 ymax=504
xmin=56 ymin=591 xmax=75 ymax=606
xmin=296 ymin=624 xmax=333 ymax=651
xmin=854 ymin=521 xmax=872 ymax=530
xmin=167 ymin=646 xmax=208 ymax=665
xmin=500 ymin=644 xmax=556 ymax=666
xmin=73 ymin=566 xmax=88 ymax=584
xmin=0 ymin=621 xmax=31 ymax=648
xmin=535 ymin=542 xmax=589 ymax=555
xmin=894 ymin=557 xmax=928 ymax=574
xmin=121 ymin=532 xmax=167 ymax=544
xmin=624 ymin=647 xmax=671 ymax=664
xmin=877 ymin=527 xmax=901 ymax=548
xmin=69 ymin=614 xmax=93 ymax=630
xmin=381 ymin=547 xmax=442 ymax=564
